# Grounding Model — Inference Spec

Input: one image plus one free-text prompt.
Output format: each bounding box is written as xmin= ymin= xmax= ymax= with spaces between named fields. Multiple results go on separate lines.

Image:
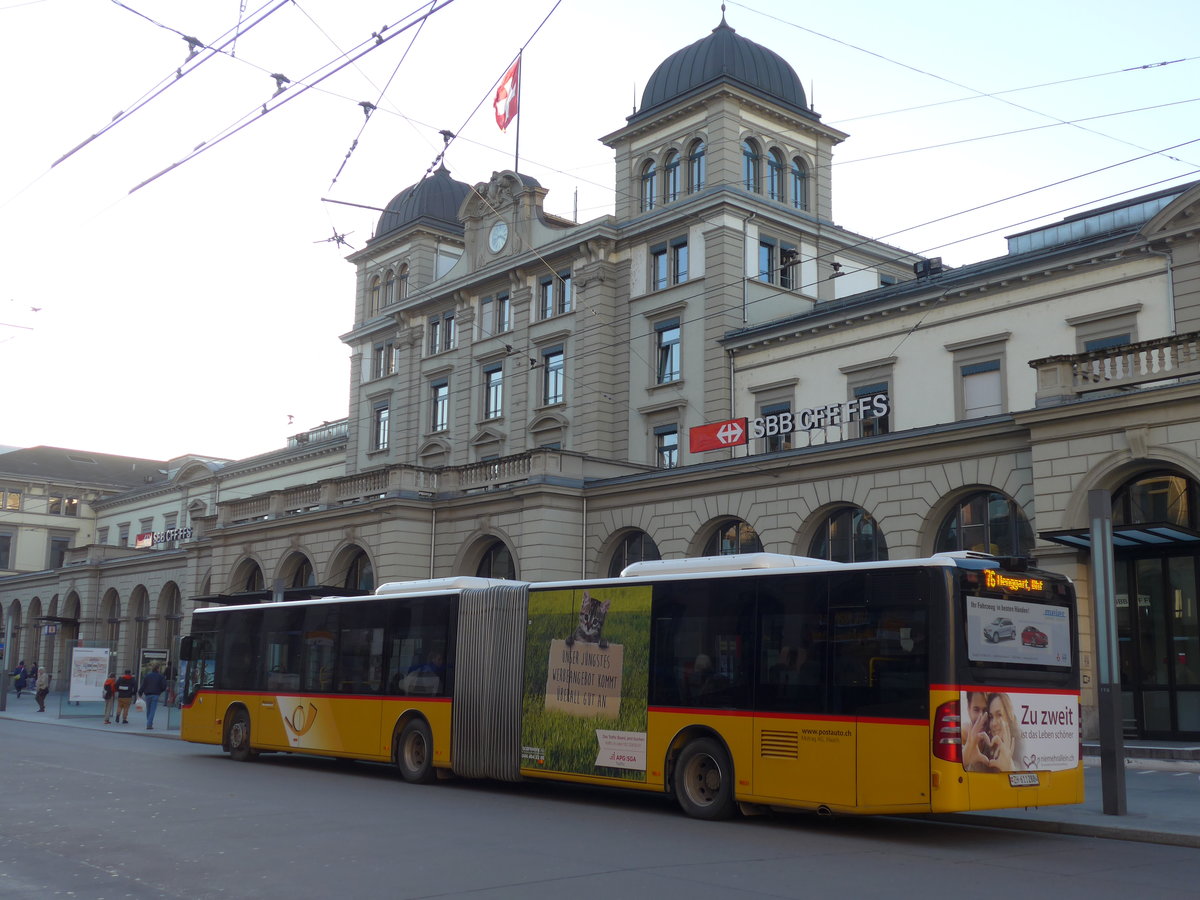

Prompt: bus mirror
xmin=179 ymin=636 xmax=194 ymax=661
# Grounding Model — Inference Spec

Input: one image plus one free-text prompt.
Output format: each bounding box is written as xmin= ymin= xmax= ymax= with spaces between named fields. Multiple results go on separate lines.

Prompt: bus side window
xmin=649 ymin=582 xmax=753 ymax=709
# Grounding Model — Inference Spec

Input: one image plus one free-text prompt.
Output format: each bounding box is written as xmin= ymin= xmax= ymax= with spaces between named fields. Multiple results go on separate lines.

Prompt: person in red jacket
xmin=102 ymin=672 xmax=118 ymax=724
xmin=114 ymin=670 xmax=137 ymax=724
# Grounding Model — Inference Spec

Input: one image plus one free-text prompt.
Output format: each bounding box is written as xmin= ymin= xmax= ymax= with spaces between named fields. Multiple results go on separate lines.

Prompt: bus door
xmin=755 ymin=575 xmax=856 ymax=807
xmin=179 ymin=632 xmax=219 ymax=743
xmin=831 ymin=571 xmax=931 ymax=809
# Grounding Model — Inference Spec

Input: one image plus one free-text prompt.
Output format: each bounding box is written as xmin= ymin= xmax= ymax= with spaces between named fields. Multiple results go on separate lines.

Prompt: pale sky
xmin=2 ymin=0 xmax=1197 ymax=462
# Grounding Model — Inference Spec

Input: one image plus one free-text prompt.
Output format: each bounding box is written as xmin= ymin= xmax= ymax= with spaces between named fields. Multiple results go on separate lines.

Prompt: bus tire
xmin=396 ymin=719 xmax=436 ymax=784
xmin=673 ymin=737 xmax=736 ymax=820
xmin=227 ymin=709 xmax=257 ymax=762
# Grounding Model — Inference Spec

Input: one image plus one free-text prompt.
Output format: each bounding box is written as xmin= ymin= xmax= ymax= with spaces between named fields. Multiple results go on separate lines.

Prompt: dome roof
xmin=634 ymin=18 xmax=809 ymax=123
xmin=373 ymin=164 xmax=471 ymax=243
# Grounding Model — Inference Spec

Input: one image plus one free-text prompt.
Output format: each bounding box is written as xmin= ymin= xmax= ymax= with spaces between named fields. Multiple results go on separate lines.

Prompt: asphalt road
xmin=2 ymin=721 xmax=1197 ymax=899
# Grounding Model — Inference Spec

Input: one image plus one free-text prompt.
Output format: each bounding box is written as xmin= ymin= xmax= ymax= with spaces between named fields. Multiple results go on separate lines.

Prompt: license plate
xmin=1009 ymin=773 xmax=1039 ymax=787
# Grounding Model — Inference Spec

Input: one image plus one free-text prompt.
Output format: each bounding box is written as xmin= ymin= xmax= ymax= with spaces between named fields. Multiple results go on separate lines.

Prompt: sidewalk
xmin=2 ymin=691 xmax=1197 ymax=847
xmin=0 ymin=689 xmax=180 ymax=739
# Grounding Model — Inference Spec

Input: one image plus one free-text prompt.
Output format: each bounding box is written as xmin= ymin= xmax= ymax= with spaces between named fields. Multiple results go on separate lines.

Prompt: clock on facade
xmin=488 ymin=221 xmax=509 ymax=253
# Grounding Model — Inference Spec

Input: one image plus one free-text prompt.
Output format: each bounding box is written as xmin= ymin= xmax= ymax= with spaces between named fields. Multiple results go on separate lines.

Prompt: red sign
xmin=689 ymin=418 xmax=748 ymax=452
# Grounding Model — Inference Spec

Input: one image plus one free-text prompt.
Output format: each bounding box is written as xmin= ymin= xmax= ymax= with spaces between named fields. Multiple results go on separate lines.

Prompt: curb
xmin=931 ymin=812 xmax=1200 ymax=849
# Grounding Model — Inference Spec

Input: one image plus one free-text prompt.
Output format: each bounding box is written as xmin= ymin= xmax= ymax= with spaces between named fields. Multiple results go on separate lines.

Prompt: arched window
xmin=286 ymin=554 xmax=315 ymax=588
xmin=607 ymin=530 xmax=662 ymax=577
xmin=935 ymin=491 xmax=1034 ymax=557
xmin=663 ymin=151 xmax=681 ymax=203
xmin=398 ymin=263 xmax=410 ymax=300
xmin=791 ymin=157 xmax=808 ymax=211
xmin=703 ymin=518 xmax=763 ymax=556
xmin=476 ymin=540 xmax=516 ymax=580
xmin=687 ymin=140 xmax=706 ymax=193
xmin=383 ymin=269 xmax=395 ymax=307
xmin=808 ymin=507 xmax=888 ymax=562
xmin=742 ymin=139 xmax=761 ymax=193
xmin=767 ymin=149 xmax=785 ymax=202
xmin=369 ymin=275 xmax=381 ymax=314
xmin=640 ymin=159 xmax=657 ymax=212
xmin=343 ymin=549 xmax=375 ymax=592
xmin=1112 ymin=471 xmax=1198 ymax=528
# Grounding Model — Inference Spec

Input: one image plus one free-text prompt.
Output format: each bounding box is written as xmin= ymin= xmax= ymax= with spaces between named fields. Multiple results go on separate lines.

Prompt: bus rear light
xmin=933 ymin=699 xmax=963 ymax=763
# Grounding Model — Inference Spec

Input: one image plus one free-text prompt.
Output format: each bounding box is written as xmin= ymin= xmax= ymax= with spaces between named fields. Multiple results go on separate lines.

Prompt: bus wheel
xmin=673 ymin=737 xmax=735 ymax=820
xmin=396 ymin=719 xmax=436 ymax=784
xmin=227 ymin=709 xmax=257 ymax=762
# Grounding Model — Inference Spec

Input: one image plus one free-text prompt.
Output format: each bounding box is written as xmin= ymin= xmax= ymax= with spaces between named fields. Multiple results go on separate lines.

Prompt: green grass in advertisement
xmin=521 ymin=585 xmax=651 ymax=781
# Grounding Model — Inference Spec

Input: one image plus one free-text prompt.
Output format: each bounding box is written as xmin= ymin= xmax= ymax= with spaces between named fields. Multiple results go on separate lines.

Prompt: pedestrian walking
xmin=114 ymin=669 xmax=137 ymax=724
xmin=34 ymin=666 xmax=51 ymax=712
xmin=139 ymin=663 xmax=167 ymax=730
xmin=102 ymin=672 xmax=118 ymax=724
xmin=11 ymin=660 xmax=28 ymax=697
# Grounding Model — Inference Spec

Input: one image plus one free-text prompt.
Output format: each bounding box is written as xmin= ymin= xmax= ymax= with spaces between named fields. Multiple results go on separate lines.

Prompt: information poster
xmin=69 ymin=647 xmax=111 ymax=702
xmin=520 ymin=585 xmax=651 ymax=781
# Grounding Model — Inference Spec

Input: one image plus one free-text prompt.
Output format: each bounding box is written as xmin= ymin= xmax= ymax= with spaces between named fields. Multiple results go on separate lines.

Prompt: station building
xmin=2 ymin=17 xmax=1199 ymax=740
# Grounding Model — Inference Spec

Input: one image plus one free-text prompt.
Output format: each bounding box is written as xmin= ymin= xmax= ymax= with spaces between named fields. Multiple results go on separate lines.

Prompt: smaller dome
xmin=634 ymin=18 xmax=809 ymax=123
xmin=373 ymin=164 xmax=471 ymax=242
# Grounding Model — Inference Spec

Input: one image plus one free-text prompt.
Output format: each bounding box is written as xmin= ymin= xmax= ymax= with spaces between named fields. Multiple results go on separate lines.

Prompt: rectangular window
xmin=371 ymin=342 xmax=396 ymax=379
xmin=672 ymin=239 xmax=689 ymax=284
xmin=543 ymin=347 xmax=564 ymax=405
xmin=118 ymin=524 xmax=130 ymax=547
xmin=758 ymin=239 xmax=775 ymax=283
xmin=372 ymin=402 xmax=390 ymax=450
xmin=428 ymin=311 xmax=455 ymax=354
xmin=1084 ymin=333 xmax=1131 ymax=352
xmin=779 ymin=242 xmax=796 ymax=290
xmin=855 ymin=381 xmax=890 ymax=436
xmin=484 ymin=365 xmax=503 ymax=419
xmin=478 ymin=294 xmax=511 ymax=337
xmin=0 ymin=532 xmax=12 ymax=569
xmin=539 ymin=274 xmax=572 ymax=319
xmin=49 ymin=494 xmax=79 ymax=516
xmin=651 ymin=245 xmax=668 ymax=291
xmin=97 ymin=527 xmax=109 ymax=545
xmin=49 ymin=535 xmax=70 ymax=569
xmin=431 ymin=380 xmax=449 ymax=431
xmin=760 ymin=401 xmax=793 ymax=453
xmin=961 ymin=360 xmax=1002 ymax=418
xmin=427 ymin=316 xmax=441 ymax=355
xmin=655 ymin=424 xmax=679 ymax=469
xmin=655 ymin=318 xmax=681 ymax=384
xmin=3 ymin=490 xmax=20 ymax=510
xmin=496 ymin=294 xmax=511 ymax=332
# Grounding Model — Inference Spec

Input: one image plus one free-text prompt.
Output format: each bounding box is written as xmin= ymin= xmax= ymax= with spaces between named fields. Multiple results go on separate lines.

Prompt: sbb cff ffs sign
xmin=689 ymin=392 xmax=890 ymax=453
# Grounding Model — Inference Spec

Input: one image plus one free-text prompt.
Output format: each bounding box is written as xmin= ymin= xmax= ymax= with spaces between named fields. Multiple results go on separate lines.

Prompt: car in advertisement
xmin=1021 ymin=626 xmax=1049 ymax=648
xmin=983 ymin=617 xmax=1016 ymax=643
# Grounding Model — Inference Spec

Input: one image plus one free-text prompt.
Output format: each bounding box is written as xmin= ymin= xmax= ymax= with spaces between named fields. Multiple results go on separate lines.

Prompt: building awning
xmin=1040 ymin=522 xmax=1200 ymax=551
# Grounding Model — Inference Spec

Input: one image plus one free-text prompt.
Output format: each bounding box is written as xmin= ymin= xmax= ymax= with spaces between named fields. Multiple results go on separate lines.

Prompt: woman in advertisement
xmin=963 ymin=691 xmax=1021 ymax=772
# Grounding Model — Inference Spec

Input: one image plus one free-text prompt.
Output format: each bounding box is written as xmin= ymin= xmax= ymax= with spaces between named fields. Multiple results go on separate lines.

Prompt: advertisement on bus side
xmin=959 ymin=689 xmax=1079 ymax=773
xmin=520 ymin=585 xmax=652 ymax=781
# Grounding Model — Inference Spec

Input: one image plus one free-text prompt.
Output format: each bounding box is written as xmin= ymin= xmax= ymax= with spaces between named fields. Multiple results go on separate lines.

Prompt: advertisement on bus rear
xmin=520 ymin=585 xmax=651 ymax=781
xmin=959 ymin=689 xmax=1079 ymax=773
xmin=965 ymin=595 xmax=1072 ymax=667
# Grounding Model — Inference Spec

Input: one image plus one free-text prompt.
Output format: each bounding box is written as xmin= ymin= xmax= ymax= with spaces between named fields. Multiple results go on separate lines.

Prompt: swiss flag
xmin=494 ymin=57 xmax=520 ymax=132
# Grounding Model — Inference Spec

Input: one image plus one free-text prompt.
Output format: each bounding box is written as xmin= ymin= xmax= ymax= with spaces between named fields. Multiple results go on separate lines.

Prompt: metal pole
xmin=1088 ymin=489 xmax=1126 ymax=815
xmin=0 ymin=611 xmax=11 ymax=712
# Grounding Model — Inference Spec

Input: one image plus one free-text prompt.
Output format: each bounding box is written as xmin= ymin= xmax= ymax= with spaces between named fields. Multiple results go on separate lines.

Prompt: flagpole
xmin=513 ymin=51 xmax=522 ymax=173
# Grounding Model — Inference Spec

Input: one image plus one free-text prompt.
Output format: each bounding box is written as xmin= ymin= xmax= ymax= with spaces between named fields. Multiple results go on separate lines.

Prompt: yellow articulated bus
xmin=179 ymin=551 xmax=1083 ymax=819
